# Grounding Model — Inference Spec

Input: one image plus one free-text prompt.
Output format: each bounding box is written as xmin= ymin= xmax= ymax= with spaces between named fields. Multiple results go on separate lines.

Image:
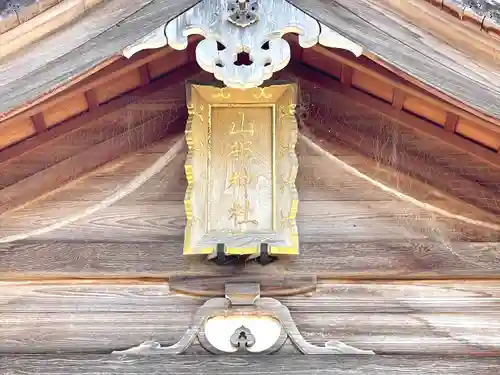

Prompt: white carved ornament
xmin=123 ymin=0 xmax=363 ymax=88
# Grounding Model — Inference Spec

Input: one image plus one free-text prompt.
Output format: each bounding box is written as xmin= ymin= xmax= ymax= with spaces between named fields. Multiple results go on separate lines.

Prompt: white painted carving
xmin=319 ymin=25 xmax=363 ymax=57
xmin=112 ymin=285 xmax=375 ymax=356
xmin=123 ymin=25 xmax=167 ymax=59
xmin=204 ymin=316 xmax=282 ymax=353
xmin=122 ymin=0 xmax=363 ymax=88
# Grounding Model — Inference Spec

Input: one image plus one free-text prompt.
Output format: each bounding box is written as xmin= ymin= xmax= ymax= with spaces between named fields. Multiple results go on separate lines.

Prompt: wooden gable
xmin=1 ymin=1 xmax=500 ymax=371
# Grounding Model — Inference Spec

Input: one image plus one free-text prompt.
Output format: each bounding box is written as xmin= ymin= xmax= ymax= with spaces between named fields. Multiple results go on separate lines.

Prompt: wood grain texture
xmin=0 ymin=0 xmax=148 ymax=96
xmin=278 ymin=65 xmax=500 ymax=216
xmin=0 ymin=63 xmax=200 ymax=189
xmin=2 ymin=239 xmax=500 ymax=278
xmin=3 ymin=199 xmax=499 ymax=242
xmin=1 ymin=282 xmax=500 ymax=354
xmin=0 ymin=112 xmax=185 ymax=214
xmin=0 ymin=133 xmax=499 ymax=278
xmin=0 ymin=0 xmax=105 ymax=59
xmin=385 ymin=0 xmax=500 ymax=48
xmin=1 ymin=281 xmax=499 ymax=313
xmin=0 ymin=65 xmax=202 ymax=213
xmin=0 ymin=67 xmax=498 ymax=280
xmin=0 ymin=355 xmax=499 ymax=374
xmin=0 ymin=0 xmax=200 ymax=116
xmin=288 ymin=0 xmax=500 ymax=119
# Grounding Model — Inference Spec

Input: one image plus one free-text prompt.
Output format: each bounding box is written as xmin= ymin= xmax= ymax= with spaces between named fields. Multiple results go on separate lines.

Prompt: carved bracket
xmin=122 ymin=0 xmax=363 ymax=88
xmin=112 ymin=283 xmax=375 ymax=355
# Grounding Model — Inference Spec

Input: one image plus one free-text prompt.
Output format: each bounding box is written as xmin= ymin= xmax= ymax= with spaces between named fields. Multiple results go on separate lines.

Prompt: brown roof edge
xmin=425 ymin=0 xmax=500 ymax=39
xmin=0 ymin=0 xmax=107 ymax=59
xmin=0 ymin=0 xmax=62 ymax=34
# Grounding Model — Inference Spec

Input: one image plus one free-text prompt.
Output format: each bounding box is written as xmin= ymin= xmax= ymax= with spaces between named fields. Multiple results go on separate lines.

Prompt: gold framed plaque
xmin=184 ymin=83 xmax=299 ymax=256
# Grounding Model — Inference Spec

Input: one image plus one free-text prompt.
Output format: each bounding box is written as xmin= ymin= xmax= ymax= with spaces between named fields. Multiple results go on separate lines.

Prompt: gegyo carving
xmin=112 ymin=283 xmax=375 ymax=355
xmin=123 ymin=0 xmax=363 ymax=88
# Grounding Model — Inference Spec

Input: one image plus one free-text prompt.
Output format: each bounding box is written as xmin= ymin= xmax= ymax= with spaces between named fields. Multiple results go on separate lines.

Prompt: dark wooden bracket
xmin=169 ymin=274 xmax=317 ymax=297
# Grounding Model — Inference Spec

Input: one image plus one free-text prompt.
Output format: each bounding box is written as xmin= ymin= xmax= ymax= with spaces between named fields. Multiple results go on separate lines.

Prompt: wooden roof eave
xmin=2 ymin=0 xmax=500 ymax=124
xmin=0 ymin=0 xmax=201 ymax=120
xmin=289 ymin=0 xmax=500 ymax=121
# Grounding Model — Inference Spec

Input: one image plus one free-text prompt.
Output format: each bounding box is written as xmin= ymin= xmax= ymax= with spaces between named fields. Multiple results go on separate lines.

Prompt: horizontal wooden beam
xmin=1 ymin=282 xmax=500 ymax=355
xmin=1 ymin=354 xmax=499 ymax=373
xmin=1 ymin=239 xmax=499 ymax=279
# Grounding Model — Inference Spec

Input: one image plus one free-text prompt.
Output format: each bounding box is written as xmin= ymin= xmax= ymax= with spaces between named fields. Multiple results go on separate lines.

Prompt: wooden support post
xmin=340 ymin=64 xmax=354 ymax=88
xmin=444 ymin=112 xmax=459 ymax=132
xmin=84 ymin=89 xmax=99 ymax=110
xmin=138 ymin=64 xmax=151 ymax=86
xmin=30 ymin=113 xmax=47 ymax=134
xmin=392 ymin=88 xmax=406 ymax=110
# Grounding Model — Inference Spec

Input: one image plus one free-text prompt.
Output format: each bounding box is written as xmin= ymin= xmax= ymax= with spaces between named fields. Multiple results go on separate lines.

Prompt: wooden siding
xmin=1 ymin=281 xmax=500 ymax=355
xmin=1 ymin=354 xmax=499 ymax=374
xmin=1 ymin=135 xmax=499 ymax=279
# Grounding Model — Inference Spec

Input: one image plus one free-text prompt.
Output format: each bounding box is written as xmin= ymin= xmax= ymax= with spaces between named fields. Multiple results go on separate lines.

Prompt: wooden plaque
xmin=184 ymin=83 xmax=299 ymax=256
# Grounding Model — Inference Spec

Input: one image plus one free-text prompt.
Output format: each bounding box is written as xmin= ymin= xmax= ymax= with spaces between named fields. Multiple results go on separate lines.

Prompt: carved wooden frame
xmin=184 ymin=83 xmax=299 ymax=256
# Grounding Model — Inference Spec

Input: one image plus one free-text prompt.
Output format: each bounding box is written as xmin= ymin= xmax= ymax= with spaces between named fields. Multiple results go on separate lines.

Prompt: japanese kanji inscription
xmin=184 ymin=83 xmax=299 ymax=257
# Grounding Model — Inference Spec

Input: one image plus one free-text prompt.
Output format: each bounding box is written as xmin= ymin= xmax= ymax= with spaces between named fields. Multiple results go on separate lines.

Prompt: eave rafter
xmin=122 ymin=0 xmax=363 ymax=88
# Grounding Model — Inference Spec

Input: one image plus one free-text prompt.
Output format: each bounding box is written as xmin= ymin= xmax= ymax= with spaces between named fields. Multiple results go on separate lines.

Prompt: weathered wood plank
xmin=0 ymin=284 xmax=198 ymax=313
xmin=0 ymin=115 xmax=185 ymax=214
xmin=0 ymin=0 xmax=106 ymax=60
xmin=1 ymin=305 xmax=499 ymax=353
xmin=288 ymin=0 xmax=500 ymax=118
xmin=293 ymin=312 xmax=500 ymax=354
xmin=1 ymin=355 xmax=499 ymax=375
xmin=0 ymin=0 xmax=149 ymax=92
xmin=0 ymin=240 xmax=499 ymax=278
xmin=285 ymin=282 xmax=500 ymax=313
xmin=0 ymin=0 xmax=200 ymax=116
xmin=286 ymin=241 xmax=500 ymax=278
xmin=1 ymin=282 xmax=499 ymax=313
xmin=2 ymin=200 xmax=498 ymax=242
xmin=372 ymin=0 xmax=500 ymax=70
xmin=1 ymin=283 xmax=500 ymax=354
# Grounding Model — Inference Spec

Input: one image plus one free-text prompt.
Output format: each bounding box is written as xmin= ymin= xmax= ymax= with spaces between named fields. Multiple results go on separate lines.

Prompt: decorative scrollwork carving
xmin=230 ymin=326 xmax=256 ymax=351
xmin=122 ymin=0 xmax=363 ymax=89
xmin=112 ymin=283 xmax=375 ymax=356
xmin=227 ymin=0 xmax=259 ymax=28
